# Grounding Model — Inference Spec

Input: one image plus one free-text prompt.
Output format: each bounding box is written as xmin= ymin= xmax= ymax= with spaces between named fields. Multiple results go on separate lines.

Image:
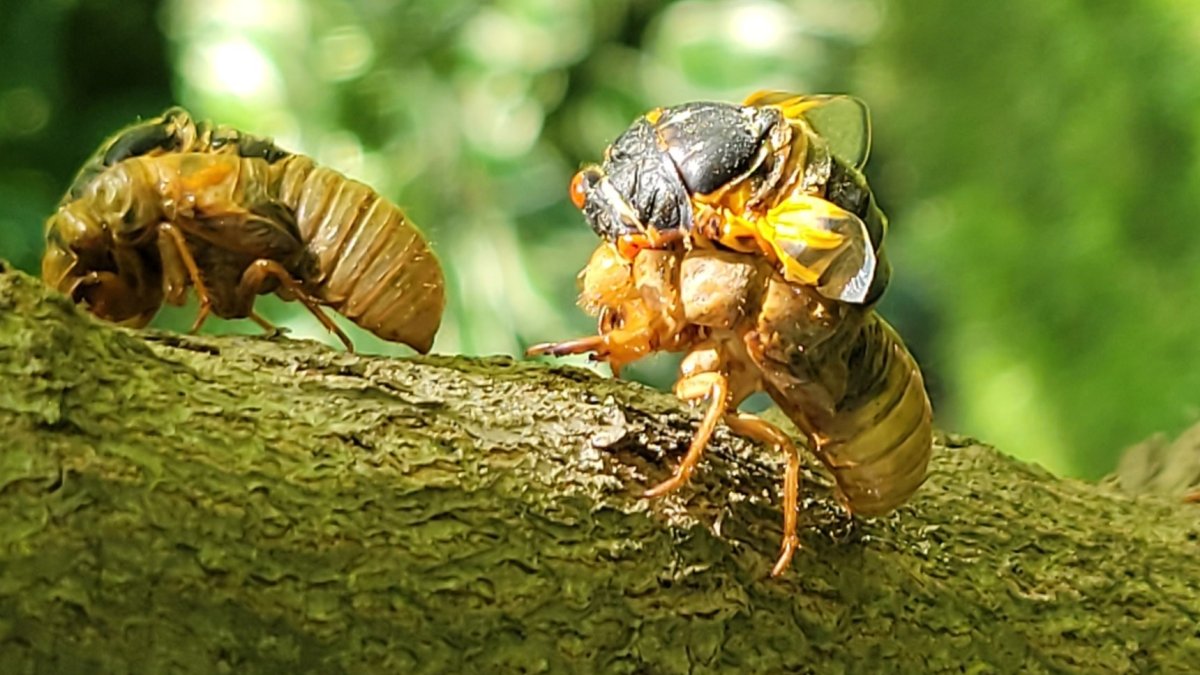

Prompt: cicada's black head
xmin=570 ymin=101 xmax=782 ymax=244
xmin=569 ymin=115 xmax=691 ymax=242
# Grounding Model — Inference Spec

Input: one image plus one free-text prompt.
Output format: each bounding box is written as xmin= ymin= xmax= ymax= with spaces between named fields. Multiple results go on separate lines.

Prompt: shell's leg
xmin=66 ymin=270 xmax=158 ymax=327
xmin=645 ymin=371 xmax=729 ymax=498
xmin=724 ymin=412 xmax=802 ymax=577
xmin=236 ymin=259 xmax=354 ymax=352
xmin=249 ymin=311 xmax=278 ymax=334
xmin=526 ymin=326 xmax=655 ymax=378
xmin=525 ymin=335 xmax=606 ymax=358
xmin=157 ymin=222 xmax=213 ymax=332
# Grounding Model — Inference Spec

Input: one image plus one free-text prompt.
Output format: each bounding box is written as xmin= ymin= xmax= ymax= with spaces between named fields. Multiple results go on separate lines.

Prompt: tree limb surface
xmin=1 ymin=264 xmax=1197 ymax=674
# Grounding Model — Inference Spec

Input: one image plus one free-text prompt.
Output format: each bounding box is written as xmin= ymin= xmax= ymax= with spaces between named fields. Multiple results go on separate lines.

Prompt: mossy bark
xmin=1 ymin=264 xmax=1197 ymax=674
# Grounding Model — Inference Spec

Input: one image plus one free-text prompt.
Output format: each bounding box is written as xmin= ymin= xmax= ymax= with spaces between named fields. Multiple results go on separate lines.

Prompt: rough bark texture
xmin=1 ymin=263 xmax=1198 ymax=674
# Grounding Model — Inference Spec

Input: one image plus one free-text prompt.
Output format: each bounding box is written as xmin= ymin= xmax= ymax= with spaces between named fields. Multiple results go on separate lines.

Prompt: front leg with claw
xmin=643 ymin=371 xmax=729 ymax=498
xmin=526 ymin=314 xmax=661 ymax=376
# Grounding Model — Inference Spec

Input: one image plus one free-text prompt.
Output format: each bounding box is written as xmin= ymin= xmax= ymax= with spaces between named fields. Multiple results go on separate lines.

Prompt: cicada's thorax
xmin=55 ymin=152 xmax=300 ymax=245
xmin=63 ymin=107 xmax=292 ymax=204
xmin=681 ymin=113 xmax=892 ymax=307
xmin=683 ymin=112 xmax=813 ymax=222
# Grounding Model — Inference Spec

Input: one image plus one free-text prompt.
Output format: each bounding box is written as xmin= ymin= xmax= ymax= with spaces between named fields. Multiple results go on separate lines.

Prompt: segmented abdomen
xmin=820 ymin=315 xmax=932 ymax=516
xmin=275 ymin=157 xmax=445 ymax=353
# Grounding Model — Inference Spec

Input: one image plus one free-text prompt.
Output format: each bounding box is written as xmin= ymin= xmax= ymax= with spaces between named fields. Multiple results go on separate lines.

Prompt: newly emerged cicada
xmin=43 ymin=107 xmax=445 ymax=353
xmin=530 ymin=91 xmax=932 ymax=576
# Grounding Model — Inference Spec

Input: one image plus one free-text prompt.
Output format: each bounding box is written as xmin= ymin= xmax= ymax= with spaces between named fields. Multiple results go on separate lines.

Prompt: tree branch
xmin=1 ymin=264 xmax=1197 ymax=673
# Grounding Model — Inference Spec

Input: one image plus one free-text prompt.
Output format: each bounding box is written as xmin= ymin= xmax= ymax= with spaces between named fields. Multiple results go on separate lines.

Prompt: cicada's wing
xmin=743 ymin=91 xmax=872 ymax=170
xmin=756 ymin=193 xmax=876 ymax=304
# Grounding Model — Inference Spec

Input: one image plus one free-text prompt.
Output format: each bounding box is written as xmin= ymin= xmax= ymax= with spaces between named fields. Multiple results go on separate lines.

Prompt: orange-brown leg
xmin=790 ymin=434 xmax=859 ymax=515
xmin=237 ymin=259 xmax=354 ymax=352
xmin=527 ymin=323 xmax=657 ymax=378
xmin=249 ymin=311 xmax=277 ymax=334
xmin=67 ymin=270 xmax=158 ymax=327
xmin=645 ymin=372 xmax=729 ymax=498
xmin=526 ymin=335 xmax=606 ymax=358
xmin=157 ymin=222 xmax=215 ymax=333
xmin=725 ymin=412 xmax=803 ymax=577
xmin=527 ymin=335 xmax=631 ymax=376
xmin=1185 ymin=490 xmax=1200 ymax=504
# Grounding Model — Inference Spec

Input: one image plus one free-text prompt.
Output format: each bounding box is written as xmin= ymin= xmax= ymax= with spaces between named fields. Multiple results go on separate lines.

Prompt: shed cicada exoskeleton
xmin=43 ymin=107 xmax=445 ymax=353
xmin=530 ymin=91 xmax=932 ymax=576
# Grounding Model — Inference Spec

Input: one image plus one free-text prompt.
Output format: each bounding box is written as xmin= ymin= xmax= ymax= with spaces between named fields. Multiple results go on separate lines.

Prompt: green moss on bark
xmin=1 ymin=267 xmax=1198 ymax=673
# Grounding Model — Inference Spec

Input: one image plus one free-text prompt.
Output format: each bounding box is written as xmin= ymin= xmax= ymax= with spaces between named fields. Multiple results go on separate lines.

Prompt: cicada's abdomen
xmin=275 ymin=157 xmax=446 ymax=353
xmin=820 ymin=316 xmax=933 ymax=516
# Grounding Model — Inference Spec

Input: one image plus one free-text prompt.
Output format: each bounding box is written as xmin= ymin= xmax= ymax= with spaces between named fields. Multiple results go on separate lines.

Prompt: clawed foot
xmin=770 ymin=534 xmax=799 ymax=577
xmin=189 ymin=301 xmax=212 ymax=333
xmin=643 ymin=469 xmax=691 ymax=498
xmin=526 ymin=335 xmax=605 ymax=358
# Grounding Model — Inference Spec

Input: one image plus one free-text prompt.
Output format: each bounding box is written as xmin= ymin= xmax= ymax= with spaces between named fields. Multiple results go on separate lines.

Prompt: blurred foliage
xmin=861 ymin=0 xmax=1200 ymax=477
xmin=1 ymin=0 xmax=1197 ymax=479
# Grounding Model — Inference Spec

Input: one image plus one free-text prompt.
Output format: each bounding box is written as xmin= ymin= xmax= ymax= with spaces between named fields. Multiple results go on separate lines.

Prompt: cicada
xmin=42 ymin=107 xmax=445 ymax=353
xmin=530 ymin=92 xmax=932 ymax=576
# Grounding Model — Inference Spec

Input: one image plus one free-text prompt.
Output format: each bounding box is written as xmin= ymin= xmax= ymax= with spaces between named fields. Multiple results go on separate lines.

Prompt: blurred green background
xmin=2 ymin=0 xmax=1197 ymax=479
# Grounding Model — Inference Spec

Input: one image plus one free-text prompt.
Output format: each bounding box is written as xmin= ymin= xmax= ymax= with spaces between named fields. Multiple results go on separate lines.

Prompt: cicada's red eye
xmin=569 ymin=171 xmax=588 ymax=209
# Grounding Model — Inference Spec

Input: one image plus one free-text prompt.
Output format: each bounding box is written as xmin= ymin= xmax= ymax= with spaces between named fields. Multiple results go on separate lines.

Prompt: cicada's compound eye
xmin=569 ymin=171 xmax=588 ymax=209
xmin=570 ymin=166 xmax=602 ymax=210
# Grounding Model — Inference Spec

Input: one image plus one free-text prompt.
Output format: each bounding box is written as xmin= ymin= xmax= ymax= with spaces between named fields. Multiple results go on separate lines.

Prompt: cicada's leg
xmin=1185 ymin=490 xmax=1200 ymax=504
xmin=527 ymin=324 xmax=657 ymax=378
xmin=67 ymin=270 xmax=158 ymax=327
xmin=525 ymin=335 xmax=607 ymax=358
xmin=724 ymin=412 xmax=802 ymax=577
xmin=645 ymin=371 xmax=729 ymax=498
xmin=156 ymin=222 xmax=214 ymax=333
xmin=526 ymin=334 xmax=633 ymax=377
xmin=236 ymin=259 xmax=354 ymax=352
xmin=248 ymin=311 xmax=278 ymax=334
